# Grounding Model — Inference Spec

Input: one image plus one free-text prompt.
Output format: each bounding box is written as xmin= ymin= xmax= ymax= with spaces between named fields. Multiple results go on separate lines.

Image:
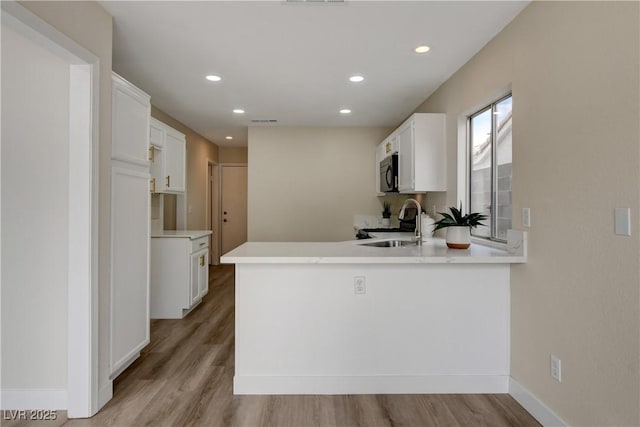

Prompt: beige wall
xmin=150 ymin=107 xmax=219 ymax=230
xmin=2 ymin=22 xmax=71 ymax=389
xmin=220 ymin=146 xmax=248 ymax=164
xmin=248 ymin=127 xmax=392 ymax=242
xmin=18 ymin=0 xmax=114 ymax=399
xmin=415 ymin=2 xmax=640 ymax=425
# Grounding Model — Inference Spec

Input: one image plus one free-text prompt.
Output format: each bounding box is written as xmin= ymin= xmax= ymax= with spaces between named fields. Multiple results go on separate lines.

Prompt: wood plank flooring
xmin=3 ymin=264 xmax=541 ymax=427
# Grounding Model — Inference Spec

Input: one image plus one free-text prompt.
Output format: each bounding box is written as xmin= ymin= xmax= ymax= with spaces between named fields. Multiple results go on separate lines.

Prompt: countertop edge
xmin=221 ymin=255 xmax=527 ymax=264
xmin=151 ymin=230 xmax=213 ymax=239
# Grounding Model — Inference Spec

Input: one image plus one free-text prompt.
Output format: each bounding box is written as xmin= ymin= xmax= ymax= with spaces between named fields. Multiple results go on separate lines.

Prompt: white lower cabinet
xmin=151 ymin=234 xmax=210 ymax=319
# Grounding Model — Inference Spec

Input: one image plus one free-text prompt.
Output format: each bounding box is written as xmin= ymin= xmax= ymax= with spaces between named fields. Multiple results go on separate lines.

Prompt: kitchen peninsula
xmin=221 ymin=231 xmax=526 ymax=395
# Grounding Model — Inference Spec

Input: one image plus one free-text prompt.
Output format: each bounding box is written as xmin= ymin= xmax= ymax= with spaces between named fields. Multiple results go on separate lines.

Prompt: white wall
xmin=248 ymin=127 xmax=391 ymax=242
xmin=416 ymin=2 xmax=640 ymax=425
xmin=1 ymin=24 xmax=70 ymax=390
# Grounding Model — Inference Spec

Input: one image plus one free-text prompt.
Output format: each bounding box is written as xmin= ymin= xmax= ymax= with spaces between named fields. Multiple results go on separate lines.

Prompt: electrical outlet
xmin=550 ymin=355 xmax=562 ymax=382
xmin=522 ymin=208 xmax=531 ymax=228
xmin=354 ymin=276 xmax=366 ymax=295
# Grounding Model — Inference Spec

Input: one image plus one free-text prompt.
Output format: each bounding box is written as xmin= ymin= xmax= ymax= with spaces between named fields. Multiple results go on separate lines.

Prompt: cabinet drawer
xmin=191 ymin=236 xmax=209 ymax=253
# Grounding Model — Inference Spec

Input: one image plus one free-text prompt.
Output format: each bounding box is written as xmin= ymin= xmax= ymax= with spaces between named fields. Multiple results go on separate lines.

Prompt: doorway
xmin=221 ymin=165 xmax=248 ymax=254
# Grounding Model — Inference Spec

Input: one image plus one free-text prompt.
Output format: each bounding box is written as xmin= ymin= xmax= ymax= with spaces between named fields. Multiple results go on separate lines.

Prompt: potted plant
xmin=382 ymin=201 xmax=392 ymax=226
xmin=433 ymin=203 xmax=488 ymax=249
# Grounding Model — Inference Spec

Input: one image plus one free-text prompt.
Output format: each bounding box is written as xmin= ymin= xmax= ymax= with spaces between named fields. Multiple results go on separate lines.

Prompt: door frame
xmin=1 ymin=2 xmax=101 ymax=417
xmin=205 ymin=159 xmax=221 ymax=264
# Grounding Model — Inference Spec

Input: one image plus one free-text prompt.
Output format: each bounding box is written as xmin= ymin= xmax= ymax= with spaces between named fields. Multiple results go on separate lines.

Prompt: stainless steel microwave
xmin=379 ymin=154 xmax=398 ymax=192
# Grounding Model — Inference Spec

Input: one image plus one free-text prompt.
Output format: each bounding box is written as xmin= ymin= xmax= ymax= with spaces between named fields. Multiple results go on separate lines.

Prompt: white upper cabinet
xmin=396 ymin=113 xmax=446 ymax=193
xmin=112 ymin=73 xmax=150 ymax=165
xmin=164 ymin=128 xmax=186 ymax=193
xmin=149 ymin=117 xmax=186 ymax=194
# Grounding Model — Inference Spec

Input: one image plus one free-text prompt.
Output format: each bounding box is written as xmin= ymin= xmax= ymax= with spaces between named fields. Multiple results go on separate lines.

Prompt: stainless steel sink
xmin=358 ymin=239 xmax=417 ymax=248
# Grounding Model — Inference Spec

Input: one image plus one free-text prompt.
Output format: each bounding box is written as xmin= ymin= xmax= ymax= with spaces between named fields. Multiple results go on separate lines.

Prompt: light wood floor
xmin=3 ymin=264 xmax=541 ymax=427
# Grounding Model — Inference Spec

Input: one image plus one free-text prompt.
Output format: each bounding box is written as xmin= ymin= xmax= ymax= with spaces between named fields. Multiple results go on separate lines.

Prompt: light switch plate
xmin=615 ymin=208 xmax=631 ymax=236
xmin=522 ymin=208 xmax=530 ymax=228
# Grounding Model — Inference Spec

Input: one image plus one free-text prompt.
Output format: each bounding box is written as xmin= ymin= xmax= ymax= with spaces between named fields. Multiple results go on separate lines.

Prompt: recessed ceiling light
xmin=349 ymin=75 xmax=365 ymax=83
xmin=233 ymin=109 xmax=245 ymax=114
xmin=414 ymin=45 xmax=431 ymax=54
xmin=225 ymin=136 xmax=233 ymax=140
xmin=340 ymin=109 xmax=351 ymax=114
xmin=205 ymin=74 xmax=222 ymax=82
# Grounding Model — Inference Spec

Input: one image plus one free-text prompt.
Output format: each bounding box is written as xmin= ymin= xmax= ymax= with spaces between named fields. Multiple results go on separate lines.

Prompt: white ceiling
xmin=100 ymin=1 xmax=529 ymax=147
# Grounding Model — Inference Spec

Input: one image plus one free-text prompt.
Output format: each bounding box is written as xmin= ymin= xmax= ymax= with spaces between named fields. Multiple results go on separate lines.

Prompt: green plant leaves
xmin=433 ymin=203 xmax=488 ymax=231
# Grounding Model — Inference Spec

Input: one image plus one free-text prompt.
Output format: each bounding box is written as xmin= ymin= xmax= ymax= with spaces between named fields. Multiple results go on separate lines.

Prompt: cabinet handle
xmin=199 ymin=255 xmax=205 ymax=266
xmin=166 ymin=175 xmax=170 ymax=188
xmin=149 ymin=146 xmax=155 ymax=162
xmin=199 ymin=242 xmax=206 ymax=246
xmin=150 ymin=178 xmax=156 ymax=193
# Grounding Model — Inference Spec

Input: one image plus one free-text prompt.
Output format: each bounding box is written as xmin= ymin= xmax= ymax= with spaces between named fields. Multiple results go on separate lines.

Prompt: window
xmin=468 ymin=94 xmax=512 ymax=242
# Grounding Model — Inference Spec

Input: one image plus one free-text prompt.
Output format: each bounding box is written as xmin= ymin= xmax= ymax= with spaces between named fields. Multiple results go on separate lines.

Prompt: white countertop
xmin=151 ymin=230 xmax=212 ymax=239
xmin=221 ymin=231 xmax=527 ymax=264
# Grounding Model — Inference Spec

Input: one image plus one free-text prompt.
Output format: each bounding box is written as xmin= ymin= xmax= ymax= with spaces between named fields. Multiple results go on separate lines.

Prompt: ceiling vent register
xmin=285 ymin=0 xmax=346 ymax=4
xmin=251 ymin=119 xmax=278 ymax=123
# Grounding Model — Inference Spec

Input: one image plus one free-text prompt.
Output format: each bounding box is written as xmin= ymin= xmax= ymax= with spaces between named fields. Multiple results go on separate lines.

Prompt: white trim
xmin=234 ymin=375 xmax=509 ymax=395
xmin=97 ymin=382 xmax=113 ymax=410
xmin=1 ymin=1 xmax=101 ymax=417
xmin=0 ymin=389 xmax=67 ymax=410
xmin=509 ymin=378 xmax=567 ymax=427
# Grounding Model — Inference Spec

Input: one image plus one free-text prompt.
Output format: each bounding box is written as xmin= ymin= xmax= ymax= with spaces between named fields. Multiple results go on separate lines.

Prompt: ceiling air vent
xmin=285 ymin=0 xmax=345 ymax=4
xmin=251 ymin=119 xmax=278 ymax=124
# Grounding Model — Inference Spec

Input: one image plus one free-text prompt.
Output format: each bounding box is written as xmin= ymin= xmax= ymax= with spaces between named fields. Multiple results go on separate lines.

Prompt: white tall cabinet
xmin=110 ymin=73 xmax=151 ymax=377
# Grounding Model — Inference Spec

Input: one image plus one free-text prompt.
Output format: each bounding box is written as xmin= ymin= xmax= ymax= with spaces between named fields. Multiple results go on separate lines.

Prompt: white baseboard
xmin=97 ymin=381 xmax=112 ymax=411
xmin=509 ymin=378 xmax=567 ymax=427
xmin=234 ymin=375 xmax=510 ymax=395
xmin=0 ymin=389 xmax=67 ymax=410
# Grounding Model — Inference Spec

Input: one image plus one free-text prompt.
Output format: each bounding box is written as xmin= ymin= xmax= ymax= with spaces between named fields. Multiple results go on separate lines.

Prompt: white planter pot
xmin=382 ymin=217 xmax=391 ymax=226
xmin=446 ymin=226 xmax=471 ymax=249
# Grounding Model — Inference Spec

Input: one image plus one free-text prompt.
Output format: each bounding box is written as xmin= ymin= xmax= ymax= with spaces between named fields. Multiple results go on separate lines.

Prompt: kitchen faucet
xmin=398 ymin=198 xmax=422 ymax=245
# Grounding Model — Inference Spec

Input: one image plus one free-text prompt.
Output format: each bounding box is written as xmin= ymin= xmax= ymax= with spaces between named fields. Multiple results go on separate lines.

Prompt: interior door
xmin=221 ymin=165 xmax=248 ymax=254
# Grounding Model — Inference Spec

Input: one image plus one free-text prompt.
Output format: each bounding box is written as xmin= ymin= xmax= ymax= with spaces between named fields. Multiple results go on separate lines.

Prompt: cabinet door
xmin=397 ymin=120 xmax=414 ymax=192
xmin=164 ymin=129 xmax=186 ymax=193
xmin=190 ymin=248 xmax=208 ymax=304
xmin=112 ymin=74 xmax=150 ymax=165
xmin=110 ymin=167 xmax=150 ymax=375
xmin=149 ymin=117 xmax=165 ymax=148
xmin=199 ymin=250 xmax=209 ymax=298
xmin=190 ymin=251 xmax=200 ymax=306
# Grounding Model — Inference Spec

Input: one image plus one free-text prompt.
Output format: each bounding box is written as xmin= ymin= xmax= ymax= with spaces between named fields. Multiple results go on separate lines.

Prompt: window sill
xmin=470 ymin=236 xmax=507 ymax=250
